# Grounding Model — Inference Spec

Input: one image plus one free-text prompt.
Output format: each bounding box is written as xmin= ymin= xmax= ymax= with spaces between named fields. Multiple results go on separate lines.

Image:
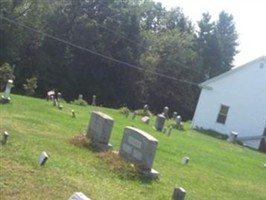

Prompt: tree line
xmin=0 ymin=0 xmax=238 ymax=119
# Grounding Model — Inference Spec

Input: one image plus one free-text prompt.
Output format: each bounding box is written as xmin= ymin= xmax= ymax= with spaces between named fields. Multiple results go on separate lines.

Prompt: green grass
xmin=0 ymin=94 xmax=265 ymax=200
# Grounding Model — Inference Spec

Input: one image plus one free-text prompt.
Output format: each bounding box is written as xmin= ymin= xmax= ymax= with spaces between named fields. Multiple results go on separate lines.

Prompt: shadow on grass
xmin=195 ymin=128 xmax=229 ymax=140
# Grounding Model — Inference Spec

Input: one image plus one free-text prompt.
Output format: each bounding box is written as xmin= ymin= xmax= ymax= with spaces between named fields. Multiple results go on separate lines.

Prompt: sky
xmin=155 ymin=0 xmax=266 ymax=66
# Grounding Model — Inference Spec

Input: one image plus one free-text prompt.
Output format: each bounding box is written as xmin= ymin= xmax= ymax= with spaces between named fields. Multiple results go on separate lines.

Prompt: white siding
xmin=192 ymin=57 xmax=266 ymax=149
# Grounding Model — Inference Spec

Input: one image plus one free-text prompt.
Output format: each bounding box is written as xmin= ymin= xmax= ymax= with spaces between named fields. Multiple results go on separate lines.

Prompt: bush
xmin=118 ymin=106 xmax=130 ymax=116
xmin=134 ymin=109 xmax=153 ymax=117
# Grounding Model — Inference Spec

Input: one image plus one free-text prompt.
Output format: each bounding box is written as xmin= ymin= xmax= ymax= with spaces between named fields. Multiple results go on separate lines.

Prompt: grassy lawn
xmin=0 ymin=94 xmax=265 ymax=200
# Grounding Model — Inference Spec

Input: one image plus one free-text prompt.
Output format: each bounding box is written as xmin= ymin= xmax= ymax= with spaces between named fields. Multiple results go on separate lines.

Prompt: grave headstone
xmin=87 ymin=111 xmax=114 ymax=151
xmin=119 ymin=126 xmax=159 ymax=179
xmin=92 ymin=95 xmax=96 ymax=106
xmin=39 ymin=151 xmax=48 ymax=166
xmin=78 ymin=94 xmax=83 ymax=100
xmin=172 ymin=112 xmax=177 ymax=120
xmin=143 ymin=104 xmax=149 ymax=115
xmin=68 ymin=192 xmax=91 ymax=200
xmin=154 ymin=114 xmax=165 ymax=131
xmin=181 ymin=156 xmax=190 ymax=165
xmin=175 ymin=115 xmax=182 ymax=129
xmin=72 ymin=110 xmax=76 ymax=118
xmin=1 ymin=79 xmax=13 ymax=103
xmin=2 ymin=131 xmax=9 ymax=145
xmin=172 ymin=187 xmax=186 ymax=200
xmin=163 ymin=106 xmax=169 ymax=118
xmin=141 ymin=116 xmax=150 ymax=124
xmin=228 ymin=131 xmax=238 ymax=143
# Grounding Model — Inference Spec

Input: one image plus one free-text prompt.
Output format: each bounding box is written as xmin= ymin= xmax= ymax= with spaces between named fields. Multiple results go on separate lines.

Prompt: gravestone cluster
xmin=86 ymin=111 xmax=159 ymax=179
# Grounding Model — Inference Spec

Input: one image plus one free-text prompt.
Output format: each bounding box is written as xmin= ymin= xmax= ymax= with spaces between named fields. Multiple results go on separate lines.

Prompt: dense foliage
xmin=0 ymin=0 xmax=238 ymax=119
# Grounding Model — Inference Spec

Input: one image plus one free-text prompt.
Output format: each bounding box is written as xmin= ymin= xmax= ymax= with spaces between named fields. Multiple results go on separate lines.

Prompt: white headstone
xmin=1 ymin=79 xmax=13 ymax=103
xmin=68 ymin=192 xmax=91 ymax=200
xmin=39 ymin=151 xmax=48 ymax=166
xmin=141 ymin=116 xmax=150 ymax=124
xmin=71 ymin=110 xmax=76 ymax=118
xmin=228 ymin=131 xmax=238 ymax=143
xmin=87 ymin=111 xmax=113 ymax=150
xmin=163 ymin=106 xmax=169 ymax=118
xmin=181 ymin=157 xmax=190 ymax=165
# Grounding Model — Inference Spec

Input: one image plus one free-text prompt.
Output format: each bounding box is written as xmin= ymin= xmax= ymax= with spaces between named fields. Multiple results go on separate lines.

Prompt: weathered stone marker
xmin=181 ymin=156 xmax=190 ymax=165
xmin=71 ymin=110 xmax=76 ymax=118
xmin=119 ymin=126 xmax=159 ymax=179
xmin=163 ymin=106 xmax=169 ymax=118
xmin=172 ymin=187 xmax=186 ymax=200
xmin=39 ymin=151 xmax=48 ymax=166
xmin=87 ymin=111 xmax=114 ymax=151
xmin=175 ymin=115 xmax=182 ymax=129
xmin=68 ymin=192 xmax=91 ymax=200
xmin=141 ymin=116 xmax=150 ymax=124
xmin=228 ymin=131 xmax=238 ymax=143
xmin=155 ymin=114 xmax=165 ymax=131
xmin=172 ymin=111 xmax=177 ymax=120
xmin=2 ymin=131 xmax=9 ymax=145
xmin=92 ymin=95 xmax=96 ymax=106
xmin=1 ymin=79 xmax=13 ymax=103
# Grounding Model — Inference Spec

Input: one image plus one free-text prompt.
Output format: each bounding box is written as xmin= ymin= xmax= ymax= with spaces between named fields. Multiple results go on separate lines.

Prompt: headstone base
xmin=140 ymin=168 xmax=159 ymax=180
xmin=92 ymin=142 xmax=112 ymax=151
xmin=1 ymin=96 xmax=10 ymax=104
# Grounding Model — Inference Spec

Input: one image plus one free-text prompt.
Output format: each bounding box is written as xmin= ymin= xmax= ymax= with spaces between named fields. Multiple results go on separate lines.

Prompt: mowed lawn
xmin=0 ymin=94 xmax=265 ymax=200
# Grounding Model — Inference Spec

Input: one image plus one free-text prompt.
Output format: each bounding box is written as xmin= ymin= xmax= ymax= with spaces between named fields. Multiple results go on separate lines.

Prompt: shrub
xmin=118 ymin=106 xmax=130 ymax=116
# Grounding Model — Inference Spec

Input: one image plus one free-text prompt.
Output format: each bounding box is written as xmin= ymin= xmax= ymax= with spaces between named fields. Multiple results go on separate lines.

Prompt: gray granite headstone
xmin=119 ymin=126 xmax=159 ymax=178
xmin=155 ymin=114 xmax=165 ymax=131
xmin=78 ymin=94 xmax=83 ymax=100
xmin=163 ymin=106 xmax=169 ymax=118
xmin=172 ymin=187 xmax=186 ymax=200
xmin=92 ymin=95 xmax=96 ymax=106
xmin=68 ymin=192 xmax=91 ymax=200
xmin=87 ymin=111 xmax=113 ymax=151
xmin=172 ymin=112 xmax=177 ymax=120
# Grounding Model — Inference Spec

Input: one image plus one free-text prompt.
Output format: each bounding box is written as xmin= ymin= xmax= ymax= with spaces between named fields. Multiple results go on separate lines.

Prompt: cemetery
xmin=0 ymin=94 xmax=266 ymax=200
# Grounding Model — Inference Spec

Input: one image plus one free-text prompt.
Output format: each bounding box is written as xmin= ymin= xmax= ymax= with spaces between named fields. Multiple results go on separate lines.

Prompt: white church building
xmin=192 ymin=56 xmax=266 ymax=150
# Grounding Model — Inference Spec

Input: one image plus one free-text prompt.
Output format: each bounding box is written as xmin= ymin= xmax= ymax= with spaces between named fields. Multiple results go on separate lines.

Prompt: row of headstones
xmin=140 ymin=105 xmax=183 ymax=135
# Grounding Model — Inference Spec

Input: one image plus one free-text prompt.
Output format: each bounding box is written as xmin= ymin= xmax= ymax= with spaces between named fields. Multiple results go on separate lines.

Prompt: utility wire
xmin=0 ymin=15 xmax=200 ymax=86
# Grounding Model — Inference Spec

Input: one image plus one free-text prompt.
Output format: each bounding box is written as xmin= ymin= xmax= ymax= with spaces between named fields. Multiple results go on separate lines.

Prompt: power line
xmin=0 ymin=15 xmax=200 ymax=86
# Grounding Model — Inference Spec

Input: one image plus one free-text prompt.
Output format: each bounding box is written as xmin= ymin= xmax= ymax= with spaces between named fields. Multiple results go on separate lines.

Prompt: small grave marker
xmin=2 ymin=131 xmax=9 ymax=145
xmin=92 ymin=95 xmax=96 ymax=106
xmin=172 ymin=187 xmax=186 ymax=200
xmin=228 ymin=131 xmax=238 ymax=143
xmin=71 ymin=110 xmax=76 ymax=118
xmin=131 ymin=111 xmax=136 ymax=120
xmin=39 ymin=151 xmax=48 ymax=166
xmin=172 ymin=112 xmax=177 ymax=120
xmin=68 ymin=192 xmax=91 ymax=200
xmin=1 ymin=79 xmax=13 ymax=103
xmin=181 ymin=156 xmax=190 ymax=165
xmin=141 ymin=116 xmax=150 ymax=124
xmin=162 ymin=106 xmax=169 ymax=118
